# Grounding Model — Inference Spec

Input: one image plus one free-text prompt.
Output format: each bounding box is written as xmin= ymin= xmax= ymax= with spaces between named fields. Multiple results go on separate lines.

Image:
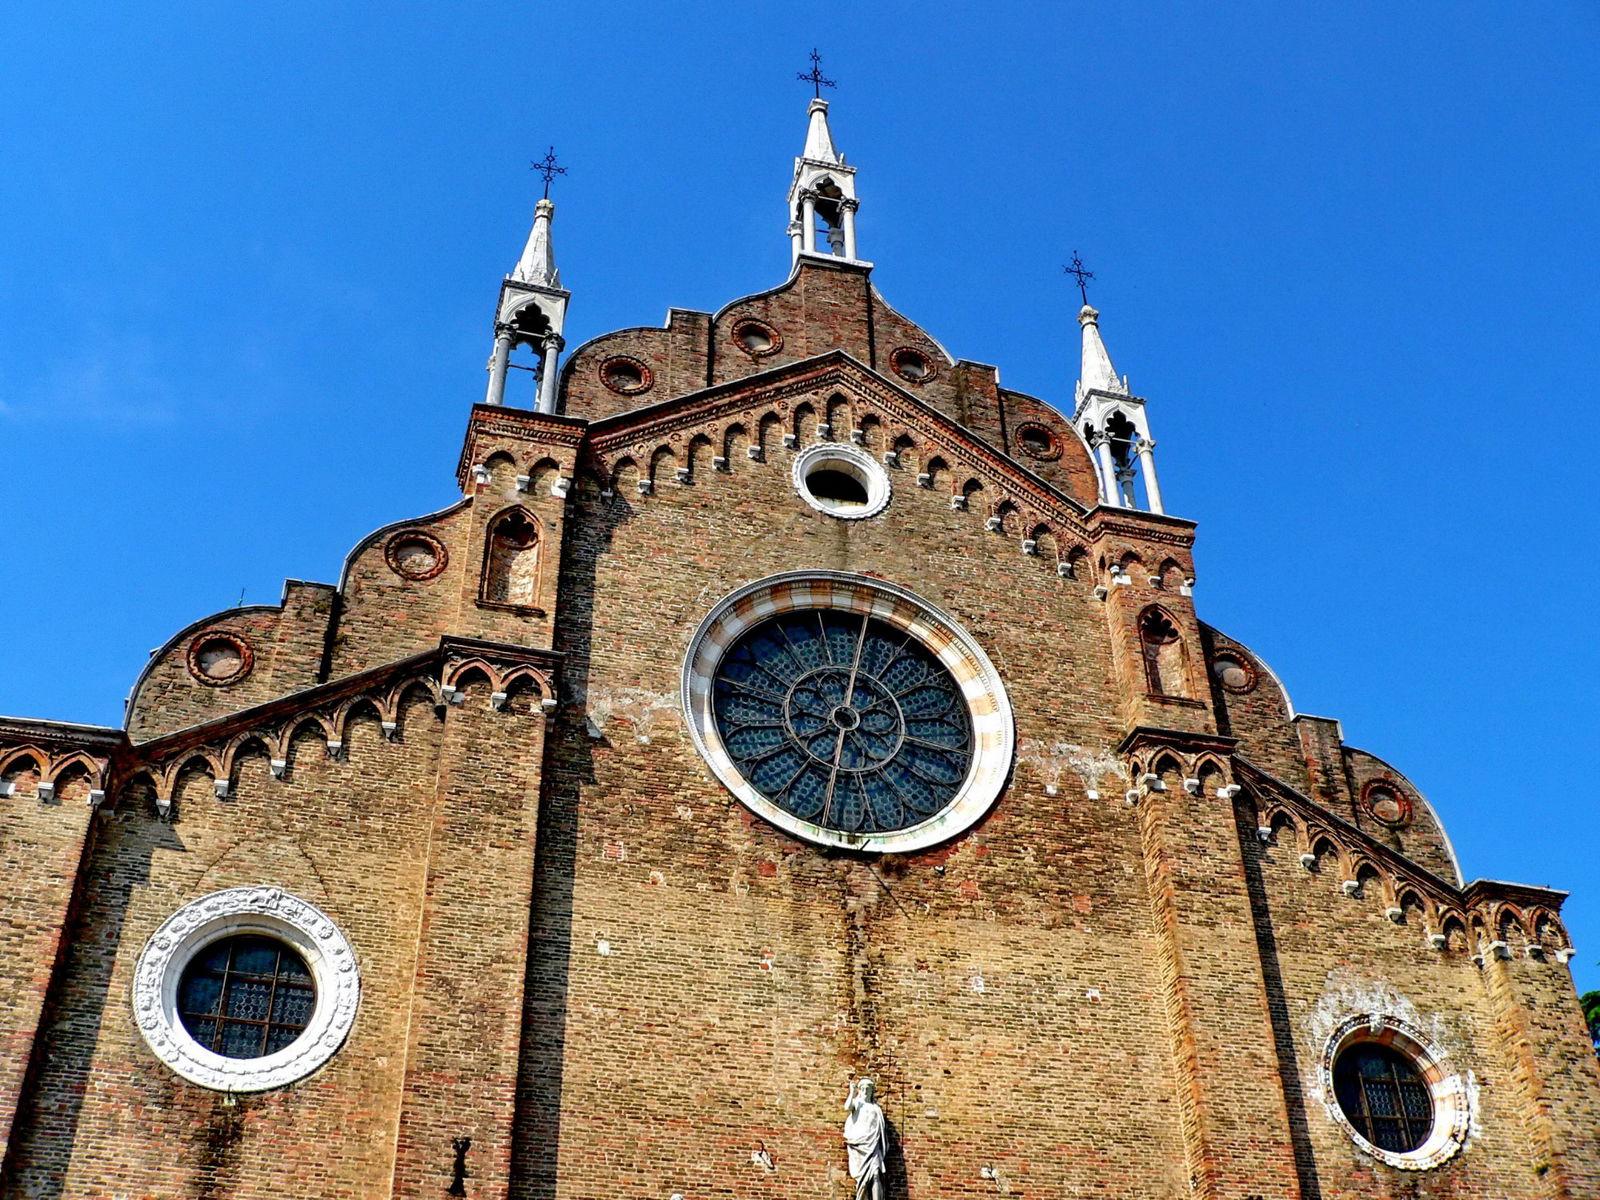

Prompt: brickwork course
xmin=1 ymin=98 xmax=1597 ymax=1200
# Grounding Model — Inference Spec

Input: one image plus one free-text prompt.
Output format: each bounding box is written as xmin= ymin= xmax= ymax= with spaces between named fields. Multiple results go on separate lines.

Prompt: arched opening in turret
xmin=503 ymin=306 xmax=554 ymax=407
xmin=802 ymin=176 xmax=847 ymax=257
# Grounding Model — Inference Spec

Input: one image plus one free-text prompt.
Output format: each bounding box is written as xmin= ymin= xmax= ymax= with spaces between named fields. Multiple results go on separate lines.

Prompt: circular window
xmin=178 ymin=935 xmax=316 ymax=1059
xmin=1319 ymin=1014 xmax=1473 ymax=1170
xmin=792 ymin=443 xmax=891 ymax=520
xmin=1211 ymin=652 xmax=1257 ymax=694
xmin=890 ymin=347 xmax=937 ymax=384
xmin=133 ymin=887 xmax=360 ymax=1092
xmin=1362 ymin=780 xmax=1414 ymax=828
xmin=682 ymin=572 xmax=1014 ymax=853
xmin=384 ymin=530 xmax=449 ymax=581
xmin=731 ymin=318 xmax=782 ymax=358
xmin=1014 ymin=422 xmax=1062 ymax=461
xmin=186 ymin=632 xmax=254 ymax=687
xmin=599 ymin=355 xmax=653 ymax=396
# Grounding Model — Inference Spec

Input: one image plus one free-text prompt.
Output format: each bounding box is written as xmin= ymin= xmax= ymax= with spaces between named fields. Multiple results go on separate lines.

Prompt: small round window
xmin=1211 ymin=652 xmax=1257 ymax=694
xmin=178 ymin=935 xmax=316 ymax=1059
xmin=385 ymin=530 xmax=449 ymax=581
xmin=732 ymin=318 xmax=782 ymax=358
xmin=1014 ymin=422 xmax=1061 ymax=461
xmin=1333 ymin=1041 xmax=1433 ymax=1154
xmin=890 ymin=347 xmax=937 ymax=384
xmin=186 ymin=632 xmax=253 ymax=687
xmin=1362 ymin=781 xmax=1414 ymax=828
xmin=599 ymin=355 xmax=653 ymax=396
xmin=792 ymin=443 xmax=891 ymax=520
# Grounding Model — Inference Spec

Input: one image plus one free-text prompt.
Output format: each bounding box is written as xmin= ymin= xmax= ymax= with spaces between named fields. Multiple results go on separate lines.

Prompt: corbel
xmin=1021 ymin=538 xmax=1037 ymax=556
xmin=674 ymin=466 xmax=691 ymax=485
xmin=213 ymin=778 xmax=230 ymax=799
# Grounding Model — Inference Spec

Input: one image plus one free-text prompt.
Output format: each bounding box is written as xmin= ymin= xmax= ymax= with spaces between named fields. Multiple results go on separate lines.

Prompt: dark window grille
xmin=711 ymin=610 xmax=974 ymax=835
xmin=1332 ymin=1042 xmax=1434 ymax=1153
xmin=177 ymin=935 xmax=316 ymax=1059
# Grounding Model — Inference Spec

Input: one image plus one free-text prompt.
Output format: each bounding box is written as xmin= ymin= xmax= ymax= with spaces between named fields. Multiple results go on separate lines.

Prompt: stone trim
xmin=681 ymin=571 xmax=1014 ymax=853
xmin=1318 ymin=1012 xmax=1476 ymax=1171
xmin=133 ymin=887 xmax=360 ymax=1093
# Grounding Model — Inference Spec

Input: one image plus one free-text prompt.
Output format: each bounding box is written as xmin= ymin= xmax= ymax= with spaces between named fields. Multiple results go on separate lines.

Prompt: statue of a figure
xmin=843 ymin=1078 xmax=887 ymax=1200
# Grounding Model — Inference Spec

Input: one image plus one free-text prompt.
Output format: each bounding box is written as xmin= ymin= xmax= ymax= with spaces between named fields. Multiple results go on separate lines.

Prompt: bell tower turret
xmin=484 ymin=148 xmax=571 ymax=413
xmin=787 ymin=52 xmax=863 ymax=266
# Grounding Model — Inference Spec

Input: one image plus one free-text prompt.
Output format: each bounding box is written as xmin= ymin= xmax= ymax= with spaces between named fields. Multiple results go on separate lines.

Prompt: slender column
xmin=840 ymin=198 xmax=858 ymax=260
xmin=536 ymin=335 xmax=564 ymax=415
xmin=1138 ymin=439 xmax=1165 ymax=514
xmin=484 ymin=325 xmax=514 ymax=407
xmin=801 ymin=193 xmax=817 ymax=255
xmin=788 ymin=220 xmax=803 ymax=264
xmin=1091 ymin=431 xmax=1122 ymax=507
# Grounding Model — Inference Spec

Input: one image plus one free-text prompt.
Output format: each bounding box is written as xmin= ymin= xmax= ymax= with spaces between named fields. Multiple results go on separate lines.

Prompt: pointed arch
xmin=1138 ymin=605 xmax=1191 ymax=698
xmin=825 ymin=392 xmax=852 ymax=434
xmin=722 ymin=423 xmax=750 ymax=467
xmin=686 ymin=434 xmax=715 ymax=479
xmin=792 ymin=402 xmax=818 ymax=443
xmin=480 ymin=506 xmax=543 ymax=609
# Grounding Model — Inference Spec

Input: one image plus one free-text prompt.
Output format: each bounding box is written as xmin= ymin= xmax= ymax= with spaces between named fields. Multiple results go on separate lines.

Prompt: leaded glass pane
xmin=1332 ymin=1042 xmax=1433 ymax=1154
xmin=176 ymin=935 xmax=317 ymax=1061
xmin=712 ymin=610 xmax=974 ymax=834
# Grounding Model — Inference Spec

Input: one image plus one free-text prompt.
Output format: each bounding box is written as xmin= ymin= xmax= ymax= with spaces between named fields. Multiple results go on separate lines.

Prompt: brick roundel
xmin=186 ymin=630 xmax=254 ymax=687
xmin=1361 ymin=778 xmax=1415 ymax=828
xmin=599 ymin=355 xmax=653 ymax=396
xmin=730 ymin=317 xmax=783 ymax=358
xmin=889 ymin=346 xmax=938 ymax=385
xmin=384 ymin=530 xmax=450 ymax=582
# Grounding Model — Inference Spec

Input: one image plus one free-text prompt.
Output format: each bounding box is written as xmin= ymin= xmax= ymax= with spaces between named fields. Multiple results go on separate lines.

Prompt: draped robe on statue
xmin=844 ymin=1081 xmax=887 ymax=1200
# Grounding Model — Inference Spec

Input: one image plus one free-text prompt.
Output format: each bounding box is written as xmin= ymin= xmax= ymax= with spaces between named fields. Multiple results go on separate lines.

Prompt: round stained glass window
xmin=178 ymin=935 xmax=316 ymax=1059
xmin=712 ymin=610 xmax=973 ymax=835
xmin=682 ymin=572 xmax=1015 ymax=853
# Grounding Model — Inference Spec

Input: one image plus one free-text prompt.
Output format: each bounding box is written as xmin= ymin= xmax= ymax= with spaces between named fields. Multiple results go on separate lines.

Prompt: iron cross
xmin=797 ymin=49 xmax=836 ymax=99
xmin=1064 ymin=253 xmax=1095 ymax=305
xmin=531 ymin=146 xmax=566 ymax=200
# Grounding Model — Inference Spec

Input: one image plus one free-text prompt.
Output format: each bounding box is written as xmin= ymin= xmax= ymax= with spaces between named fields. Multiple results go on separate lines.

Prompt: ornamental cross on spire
xmin=531 ymin=146 xmax=566 ymax=200
xmin=1064 ymin=253 xmax=1095 ymax=306
xmin=797 ymin=49 xmax=836 ymax=99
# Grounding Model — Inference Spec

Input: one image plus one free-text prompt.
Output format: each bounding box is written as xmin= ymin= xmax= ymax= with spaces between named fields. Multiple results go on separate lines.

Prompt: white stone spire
xmin=787 ymin=99 xmax=862 ymax=265
xmin=1072 ymin=299 xmax=1165 ymax=514
xmin=1076 ymin=305 xmax=1127 ymax=399
xmin=512 ymin=198 xmax=560 ymax=288
xmin=802 ymin=99 xmax=840 ymax=164
xmin=483 ymin=188 xmax=570 ymax=413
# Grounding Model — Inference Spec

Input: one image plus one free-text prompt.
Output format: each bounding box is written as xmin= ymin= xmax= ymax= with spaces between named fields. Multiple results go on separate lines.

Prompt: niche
xmin=481 ymin=509 xmax=542 ymax=609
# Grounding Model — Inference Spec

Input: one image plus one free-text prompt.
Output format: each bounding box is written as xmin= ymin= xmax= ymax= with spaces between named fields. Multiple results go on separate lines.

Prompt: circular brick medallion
xmin=731 ymin=318 xmax=783 ymax=358
xmin=889 ymin=346 xmax=938 ymax=385
xmin=1210 ymin=651 xmax=1257 ymax=694
xmin=384 ymin=530 xmax=449 ymax=581
xmin=1361 ymin=779 xmax=1415 ymax=828
xmin=133 ymin=887 xmax=360 ymax=1093
xmin=186 ymin=632 xmax=254 ymax=687
xmin=1014 ymin=421 xmax=1062 ymax=461
xmin=599 ymin=355 xmax=653 ymax=396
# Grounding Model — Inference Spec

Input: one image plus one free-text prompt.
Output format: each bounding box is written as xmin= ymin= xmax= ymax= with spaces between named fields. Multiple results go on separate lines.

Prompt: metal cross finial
xmin=1064 ymin=253 xmax=1095 ymax=306
xmin=531 ymin=146 xmax=566 ymax=200
xmin=797 ymin=49 xmax=836 ymax=99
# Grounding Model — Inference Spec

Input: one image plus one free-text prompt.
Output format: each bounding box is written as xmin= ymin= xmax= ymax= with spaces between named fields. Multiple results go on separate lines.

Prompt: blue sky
xmin=3 ymin=5 xmax=1597 ymax=990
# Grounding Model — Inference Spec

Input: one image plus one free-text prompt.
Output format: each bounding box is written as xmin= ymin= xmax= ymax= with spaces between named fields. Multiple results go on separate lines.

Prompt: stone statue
xmin=843 ymin=1078 xmax=887 ymax=1200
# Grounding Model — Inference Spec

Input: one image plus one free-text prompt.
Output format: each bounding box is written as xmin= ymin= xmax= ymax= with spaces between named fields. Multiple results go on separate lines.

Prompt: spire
xmin=483 ymin=154 xmax=571 ymax=413
xmin=1076 ymin=305 xmax=1127 ymax=399
xmin=802 ymin=98 xmax=840 ymax=163
xmin=1070 ymin=289 xmax=1165 ymax=514
xmin=512 ymin=198 xmax=559 ymax=288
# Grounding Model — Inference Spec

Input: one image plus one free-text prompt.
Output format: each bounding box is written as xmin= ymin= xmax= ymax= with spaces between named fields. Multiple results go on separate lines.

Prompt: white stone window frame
xmin=1320 ymin=1012 xmax=1476 ymax=1171
xmin=681 ymin=571 xmax=1015 ymax=854
xmin=791 ymin=442 xmax=892 ymax=520
xmin=133 ymin=886 xmax=361 ymax=1093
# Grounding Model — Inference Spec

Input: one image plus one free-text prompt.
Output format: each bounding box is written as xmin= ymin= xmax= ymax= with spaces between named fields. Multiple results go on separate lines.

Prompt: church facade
xmin=0 ymin=98 xmax=1597 ymax=1200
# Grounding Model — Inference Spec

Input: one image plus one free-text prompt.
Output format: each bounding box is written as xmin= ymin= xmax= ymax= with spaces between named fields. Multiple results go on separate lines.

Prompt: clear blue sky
xmin=3 ymin=6 xmax=1597 ymax=989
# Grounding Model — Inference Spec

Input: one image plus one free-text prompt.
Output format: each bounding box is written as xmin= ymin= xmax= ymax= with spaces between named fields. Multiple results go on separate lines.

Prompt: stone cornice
xmin=456 ymin=405 xmax=589 ymax=489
